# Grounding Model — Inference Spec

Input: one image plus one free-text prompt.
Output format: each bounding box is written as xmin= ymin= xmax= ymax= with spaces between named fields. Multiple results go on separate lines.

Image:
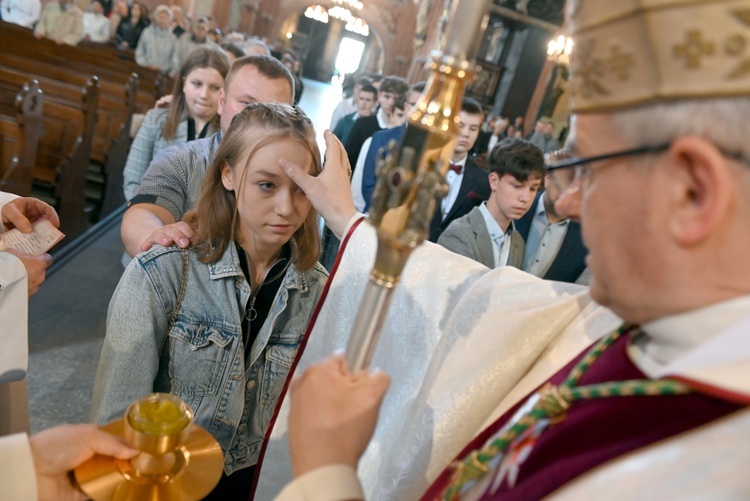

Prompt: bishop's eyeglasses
xmin=544 ymin=143 xmax=671 ymax=193
xmin=545 ymin=141 xmax=749 ymax=193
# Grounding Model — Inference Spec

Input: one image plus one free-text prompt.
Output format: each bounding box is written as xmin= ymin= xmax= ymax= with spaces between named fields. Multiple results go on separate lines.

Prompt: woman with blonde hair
xmin=123 ymin=47 xmax=229 ymax=199
xmin=93 ymin=103 xmax=328 ymax=498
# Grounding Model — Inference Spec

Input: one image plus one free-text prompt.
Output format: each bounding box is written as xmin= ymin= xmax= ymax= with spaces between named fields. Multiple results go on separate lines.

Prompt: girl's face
xmin=221 ymin=134 xmax=314 ymax=254
xmin=131 ymin=3 xmax=141 ymax=19
xmin=183 ymin=67 xmax=224 ymax=122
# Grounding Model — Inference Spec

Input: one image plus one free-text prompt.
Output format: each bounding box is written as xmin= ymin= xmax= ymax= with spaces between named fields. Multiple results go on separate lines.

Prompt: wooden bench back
xmin=0 ymin=63 xmax=138 ymax=220
xmin=0 ymin=80 xmax=43 ymax=195
xmin=0 ymin=74 xmax=98 ymax=238
xmin=0 ymin=20 xmax=166 ymax=235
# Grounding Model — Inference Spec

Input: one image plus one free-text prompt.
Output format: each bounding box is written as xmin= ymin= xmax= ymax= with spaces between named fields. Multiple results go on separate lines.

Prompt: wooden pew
xmin=0 ymin=61 xmax=138 ymax=219
xmin=0 ymin=22 xmax=164 ymax=110
xmin=100 ymin=73 xmax=137 ymax=217
xmin=0 ymin=72 xmax=99 ymax=239
xmin=0 ymin=81 xmax=43 ymax=196
xmin=0 ymin=20 xmax=168 ymax=225
xmin=76 ymin=39 xmax=168 ymax=100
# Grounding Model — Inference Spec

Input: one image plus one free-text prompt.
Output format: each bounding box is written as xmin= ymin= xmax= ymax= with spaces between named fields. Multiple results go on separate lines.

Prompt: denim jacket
xmin=92 ymin=243 xmax=328 ymax=474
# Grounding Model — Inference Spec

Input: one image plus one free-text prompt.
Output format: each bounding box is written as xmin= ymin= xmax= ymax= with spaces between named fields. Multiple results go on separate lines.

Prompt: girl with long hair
xmin=93 ymin=103 xmax=328 ymax=498
xmin=123 ymin=47 xmax=229 ymax=199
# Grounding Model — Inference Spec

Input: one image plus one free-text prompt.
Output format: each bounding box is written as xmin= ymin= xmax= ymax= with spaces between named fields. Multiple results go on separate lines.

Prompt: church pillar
xmin=238 ymin=2 xmax=261 ymax=35
xmin=407 ymin=0 xmax=447 ymax=82
xmin=318 ymin=19 xmax=344 ymax=81
xmin=193 ymin=0 xmax=213 ymax=19
xmin=211 ymin=0 xmax=231 ymax=30
xmin=491 ymin=26 xmax=549 ymax=135
xmin=524 ymin=57 xmax=556 ymax=132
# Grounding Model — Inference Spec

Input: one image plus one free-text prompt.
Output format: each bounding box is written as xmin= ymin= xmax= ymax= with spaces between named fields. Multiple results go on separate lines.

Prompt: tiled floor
xmin=26 ymin=78 xmax=343 ymax=432
xmin=28 ymin=221 xmax=125 ymax=432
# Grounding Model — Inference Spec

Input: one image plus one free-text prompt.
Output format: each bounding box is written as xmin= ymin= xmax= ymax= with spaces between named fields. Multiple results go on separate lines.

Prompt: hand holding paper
xmin=1 ymin=196 xmax=60 ymax=233
xmin=0 ymin=219 xmax=65 ymax=256
xmin=0 ymin=197 xmax=63 ymax=296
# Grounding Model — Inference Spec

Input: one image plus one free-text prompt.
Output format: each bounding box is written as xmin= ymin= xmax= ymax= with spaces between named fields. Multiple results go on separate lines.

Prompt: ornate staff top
xmin=345 ymin=0 xmax=491 ymax=372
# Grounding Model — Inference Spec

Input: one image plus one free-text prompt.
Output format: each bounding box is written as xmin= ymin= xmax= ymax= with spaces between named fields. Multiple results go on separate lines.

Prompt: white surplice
xmin=256 ymin=219 xmax=620 ymax=500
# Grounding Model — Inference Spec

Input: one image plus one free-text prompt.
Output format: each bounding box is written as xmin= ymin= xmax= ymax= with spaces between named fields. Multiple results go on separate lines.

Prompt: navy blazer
xmin=515 ymin=191 xmax=588 ymax=283
xmin=361 ymin=124 xmax=406 ymax=212
xmin=345 ymin=115 xmax=384 ymax=172
xmin=428 ymin=158 xmax=490 ymax=242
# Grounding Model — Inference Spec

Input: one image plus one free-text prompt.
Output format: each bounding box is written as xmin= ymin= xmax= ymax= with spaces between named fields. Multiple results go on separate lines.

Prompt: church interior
xmin=7 ymin=0 xmax=746 ymax=499
xmin=3 ymin=0 xmax=571 ymax=432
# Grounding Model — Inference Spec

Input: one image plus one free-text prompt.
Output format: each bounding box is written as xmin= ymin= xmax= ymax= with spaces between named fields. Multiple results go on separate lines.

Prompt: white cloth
xmin=82 ymin=11 xmax=110 ymax=42
xmin=266 ymin=217 xmax=750 ymax=500
xmin=0 ymin=433 xmax=37 ymax=500
xmin=634 ymin=295 xmax=750 ymax=379
xmin=548 ymin=406 xmax=750 ymax=500
xmin=274 ymin=464 xmax=363 ymax=501
xmin=83 ymin=12 xmax=109 ymax=43
xmin=0 ymin=192 xmax=28 ymax=384
xmin=351 ymin=138 xmax=372 ymax=213
xmin=258 ymin=219 xmax=620 ymax=500
xmin=487 ymin=134 xmax=500 ymax=155
xmin=1 ymin=0 xmax=41 ymax=28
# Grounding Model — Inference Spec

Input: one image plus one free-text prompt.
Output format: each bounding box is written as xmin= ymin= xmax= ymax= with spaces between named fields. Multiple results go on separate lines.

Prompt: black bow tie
xmin=449 ymin=163 xmax=462 ymax=175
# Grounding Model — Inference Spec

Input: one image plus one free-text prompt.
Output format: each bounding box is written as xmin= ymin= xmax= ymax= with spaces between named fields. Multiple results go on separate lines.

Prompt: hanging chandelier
xmin=332 ymin=0 xmax=363 ymax=10
xmin=328 ymin=4 xmax=369 ymax=36
xmin=547 ymin=34 xmax=574 ymax=65
xmin=304 ymin=5 xmax=329 ymax=23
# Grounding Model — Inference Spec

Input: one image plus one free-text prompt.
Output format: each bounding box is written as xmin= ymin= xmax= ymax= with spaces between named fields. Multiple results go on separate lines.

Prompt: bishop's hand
xmin=288 ymin=354 xmax=390 ymax=477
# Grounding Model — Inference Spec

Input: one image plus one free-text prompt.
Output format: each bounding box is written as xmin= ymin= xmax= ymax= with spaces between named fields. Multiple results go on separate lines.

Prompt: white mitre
xmin=568 ymin=0 xmax=750 ymax=113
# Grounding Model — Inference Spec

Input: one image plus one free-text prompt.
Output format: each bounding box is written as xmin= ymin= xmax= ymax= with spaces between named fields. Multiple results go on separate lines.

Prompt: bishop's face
xmin=555 ymin=114 xmax=670 ymax=323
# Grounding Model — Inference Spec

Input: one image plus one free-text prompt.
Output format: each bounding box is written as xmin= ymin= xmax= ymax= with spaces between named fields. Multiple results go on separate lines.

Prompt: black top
xmin=235 ymin=243 xmax=291 ymax=360
xmin=428 ymin=158 xmax=491 ymax=242
xmin=116 ymin=18 xmax=149 ymax=49
xmin=513 ymin=191 xmax=588 ymax=283
xmin=345 ymin=114 xmax=385 ymax=173
xmin=186 ymin=118 xmax=210 ymax=142
xmin=292 ymin=75 xmax=303 ymax=106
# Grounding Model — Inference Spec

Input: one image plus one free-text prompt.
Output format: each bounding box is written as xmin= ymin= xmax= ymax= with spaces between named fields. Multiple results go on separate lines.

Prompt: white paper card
xmin=0 ymin=219 xmax=65 ymax=255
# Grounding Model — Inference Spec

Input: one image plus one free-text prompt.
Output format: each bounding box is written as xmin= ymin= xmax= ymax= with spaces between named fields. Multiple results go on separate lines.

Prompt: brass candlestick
xmin=345 ymin=0 xmax=490 ymax=373
xmin=74 ymin=393 xmax=224 ymax=500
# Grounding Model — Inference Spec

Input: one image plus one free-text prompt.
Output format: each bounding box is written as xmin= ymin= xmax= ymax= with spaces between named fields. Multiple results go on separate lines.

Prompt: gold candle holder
xmin=345 ymin=53 xmax=477 ymax=373
xmin=74 ymin=393 xmax=224 ymax=501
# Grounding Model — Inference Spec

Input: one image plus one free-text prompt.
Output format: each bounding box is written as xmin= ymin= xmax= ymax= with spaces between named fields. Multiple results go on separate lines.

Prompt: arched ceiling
xmin=267 ymin=0 xmax=418 ymax=75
